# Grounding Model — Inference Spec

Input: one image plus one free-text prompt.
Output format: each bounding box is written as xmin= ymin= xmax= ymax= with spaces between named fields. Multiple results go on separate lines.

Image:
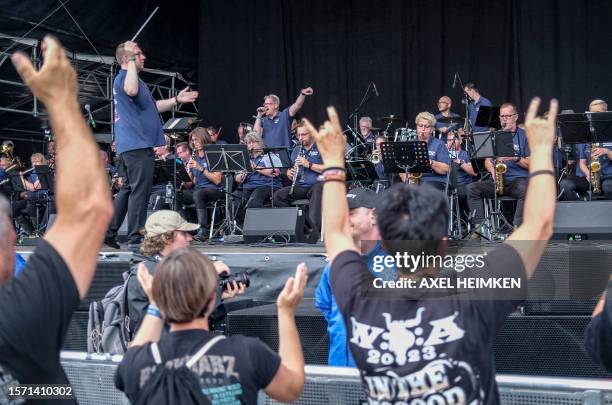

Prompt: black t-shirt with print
xmin=115 ymin=329 xmax=281 ymax=404
xmin=0 ymin=239 xmax=80 ymax=405
xmin=331 ymin=243 xmax=526 ymax=404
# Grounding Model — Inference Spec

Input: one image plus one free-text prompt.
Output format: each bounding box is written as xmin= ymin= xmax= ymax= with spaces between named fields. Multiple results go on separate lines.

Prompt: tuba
xmin=590 ymin=143 xmax=601 ymax=194
xmin=495 ymin=160 xmax=507 ymax=195
xmin=0 ymin=141 xmax=23 ymax=173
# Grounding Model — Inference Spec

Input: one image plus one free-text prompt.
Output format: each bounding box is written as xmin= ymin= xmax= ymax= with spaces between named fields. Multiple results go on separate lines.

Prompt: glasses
xmin=499 ymin=114 xmax=517 ymax=119
xmin=417 ymin=124 xmax=432 ymax=129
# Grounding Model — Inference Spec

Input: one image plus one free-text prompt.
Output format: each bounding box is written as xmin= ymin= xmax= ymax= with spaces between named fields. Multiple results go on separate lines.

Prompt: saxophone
xmin=495 ymin=160 xmax=507 ymax=194
xmin=408 ymin=172 xmax=422 ymax=185
xmin=590 ymin=143 xmax=601 ymax=194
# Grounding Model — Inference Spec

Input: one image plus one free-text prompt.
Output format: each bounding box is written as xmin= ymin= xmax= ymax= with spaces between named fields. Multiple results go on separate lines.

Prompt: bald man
xmin=434 ymin=96 xmax=462 ymax=135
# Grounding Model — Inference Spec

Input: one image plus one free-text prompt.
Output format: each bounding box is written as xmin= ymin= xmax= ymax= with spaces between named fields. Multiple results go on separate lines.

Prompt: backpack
xmin=133 ymin=335 xmax=225 ymax=405
xmin=87 ymin=269 xmax=135 ymax=354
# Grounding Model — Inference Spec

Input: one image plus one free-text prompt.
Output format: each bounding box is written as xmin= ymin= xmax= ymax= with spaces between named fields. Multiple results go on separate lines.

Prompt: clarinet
xmin=289 ymin=144 xmax=304 ymax=196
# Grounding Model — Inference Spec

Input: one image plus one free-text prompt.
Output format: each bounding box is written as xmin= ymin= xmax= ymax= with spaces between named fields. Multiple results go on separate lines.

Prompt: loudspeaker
xmin=243 ymin=207 xmax=306 ymax=243
xmin=553 ymin=201 xmax=612 ymax=239
xmin=226 ymin=300 xmax=328 ymax=365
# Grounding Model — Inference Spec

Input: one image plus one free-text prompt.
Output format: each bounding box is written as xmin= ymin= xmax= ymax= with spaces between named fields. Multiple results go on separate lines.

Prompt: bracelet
xmin=529 ymin=170 xmax=555 ymax=179
xmin=147 ymin=304 xmax=162 ymax=319
xmin=323 ymin=166 xmax=346 ymax=173
xmin=318 ymin=170 xmax=347 ymax=182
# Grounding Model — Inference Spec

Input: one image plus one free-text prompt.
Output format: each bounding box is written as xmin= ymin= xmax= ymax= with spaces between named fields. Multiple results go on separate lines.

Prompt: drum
xmin=394 ymin=128 xmax=417 ymax=142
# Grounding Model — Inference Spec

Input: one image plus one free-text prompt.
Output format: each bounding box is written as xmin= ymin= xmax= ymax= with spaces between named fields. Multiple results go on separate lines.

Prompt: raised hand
xmin=524 ymin=97 xmax=558 ymax=150
xmin=302 ymin=107 xmax=346 ymax=167
xmin=301 ymin=87 xmax=314 ymax=96
xmin=277 ymin=263 xmax=308 ymax=311
xmin=177 ymin=86 xmax=199 ymax=104
xmin=11 ymin=36 xmax=77 ymax=106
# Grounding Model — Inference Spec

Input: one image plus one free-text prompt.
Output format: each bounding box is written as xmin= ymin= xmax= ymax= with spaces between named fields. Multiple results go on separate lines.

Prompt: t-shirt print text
xmin=351 ymin=308 xmax=483 ymax=404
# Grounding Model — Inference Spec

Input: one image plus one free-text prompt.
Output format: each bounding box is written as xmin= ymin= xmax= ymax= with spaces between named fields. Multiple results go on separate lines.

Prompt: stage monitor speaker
xmin=553 ymin=201 xmax=612 ymax=239
xmin=226 ymin=300 xmax=328 ymax=365
xmin=243 ymin=207 xmax=306 ymax=243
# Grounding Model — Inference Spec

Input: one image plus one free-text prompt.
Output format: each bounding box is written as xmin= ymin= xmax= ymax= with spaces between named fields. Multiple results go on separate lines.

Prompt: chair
xmin=483 ymin=195 xmax=517 ymax=237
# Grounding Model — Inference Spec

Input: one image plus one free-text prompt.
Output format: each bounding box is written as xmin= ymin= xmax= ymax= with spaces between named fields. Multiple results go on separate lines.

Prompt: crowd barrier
xmin=60 ymin=351 xmax=612 ymax=404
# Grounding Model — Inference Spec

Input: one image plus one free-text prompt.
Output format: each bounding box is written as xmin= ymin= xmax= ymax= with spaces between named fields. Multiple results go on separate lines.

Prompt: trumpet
xmin=495 ymin=160 xmax=507 ymax=194
xmin=370 ymin=150 xmax=381 ymax=164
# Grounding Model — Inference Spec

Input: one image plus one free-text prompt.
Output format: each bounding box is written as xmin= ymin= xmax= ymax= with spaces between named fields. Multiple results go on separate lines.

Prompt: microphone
xmin=452 ymin=72 xmax=458 ymax=89
xmin=84 ymin=104 xmax=96 ymax=128
xmin=373 ymin=83 xmax=379 ymax=97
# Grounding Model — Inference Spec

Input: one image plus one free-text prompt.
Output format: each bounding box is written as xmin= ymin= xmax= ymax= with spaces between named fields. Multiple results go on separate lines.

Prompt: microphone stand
xmin=347 ymin=82 xmax=376 ymax=160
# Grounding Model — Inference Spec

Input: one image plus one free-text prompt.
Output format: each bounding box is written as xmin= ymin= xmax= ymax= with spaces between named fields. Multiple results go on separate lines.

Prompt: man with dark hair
xmin=105 ymin=40 xmax=198 ymax=250
xmin=305 ymin=97 xmax=558 ymax=404
xmin=1 ymin=36 xmax=113 ymax=401
xmin=463 ymin=83 xmax=492 ymax=133
xmin=467 ymin=102 xmax=530 ymax=231
xmin=273 ymin=120 xmax=325 ymax=234
xmin=254 ymin=88 xmax=314 ymax=148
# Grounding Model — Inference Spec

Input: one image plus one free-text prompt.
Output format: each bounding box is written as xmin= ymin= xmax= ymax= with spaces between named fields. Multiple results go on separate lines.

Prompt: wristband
xmin=147 ymin=304 xmax=162 ymax=319
xmin=323 ymin=166 xmax=346 ymax=173
xmin=128 ymin=55 xmax=137 ymax=62
xmin=529 ymin=170 xmax=555 ymax=179
xmin=318 ymin=170 xmax=346 ymax=182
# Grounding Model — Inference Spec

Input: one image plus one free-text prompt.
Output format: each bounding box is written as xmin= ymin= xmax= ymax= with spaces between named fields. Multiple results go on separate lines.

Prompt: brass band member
xmin=435 ymin=96 xmax=462 ymax=135
xmin=467 ymin=102 xmax=530 ymax=229
xmin=399 ymin=112 xmax=450 ymax=190
xmin=273 ymin=120 xmax=325 ymax=235
xmin=359 ymin=116 xmax=376 ymax=146
xmin=187 ymin=127 xmax=223 ymax=240
xmin=584 ymin=99 xmax=612 ymax=198
xmin=558 ymin=100 xmax=608 ymax=200
xmin=254 ymin=87 xmax=314 ymax=148
xmin=12 ymin=153 xmax=52 ymax=236
xmin=446 ymin=131 xmax=476 ymax=217
xmin=234 ymin=132 xmax=282 ymax=226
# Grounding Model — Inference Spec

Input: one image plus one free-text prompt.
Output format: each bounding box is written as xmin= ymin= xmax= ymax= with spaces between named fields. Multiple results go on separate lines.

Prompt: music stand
xmin=557 ymin=113 xmax=591 ymax=144
xmin=379 ymin=141 xmax=431 ymax=179
xmin=470 ymin=131 xmax=516 ymax=240
xmin=475 ymin=106 xmax=501 ymax=130
xmin=345 ymin=160 xmax=378 ymax=186
xmin=586 ymin=111 xmax=612 ymax=143
xmin=204 ymin=144 xmax=252 ymax=239
xmin=260 ymin=147 xmax=291 ymax=208
xmin=29 ymin=165 xmax=54 ymax=236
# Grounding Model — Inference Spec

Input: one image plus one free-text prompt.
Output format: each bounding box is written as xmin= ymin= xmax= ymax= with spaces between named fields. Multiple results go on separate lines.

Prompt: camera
xmin=218 ymin=271 xmax=250 ymax=291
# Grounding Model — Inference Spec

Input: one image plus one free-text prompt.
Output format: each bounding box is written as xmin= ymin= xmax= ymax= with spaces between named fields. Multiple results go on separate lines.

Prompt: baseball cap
xmin=346 ymin=188 xmax=378 ymax=210
xmin=145 ymin=210 xmax=200 ymax=237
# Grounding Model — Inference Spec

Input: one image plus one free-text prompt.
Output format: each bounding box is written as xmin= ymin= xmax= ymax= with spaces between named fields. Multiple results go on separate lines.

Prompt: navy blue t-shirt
xmin=291 ymin=144 xmax=323 ymax=188
xmin=190 ymin=155 xmax=221 ymax=190
xmin=580 ymin=142 xmax=612 ymax=177
xmin=468 ymin=96 xmax=493 ymax=133
xmin=503 ymin=128 xmax=530 ymax=181
xmin=574 ymin=144 xmax=588 ymax=177
xmin=422 ymin=137 xmax=451 ymax=184
xmin=113 ymin=69 xmax=165 ymax=155
xmin=262 ymin=107 xmax=292 ymax=148
xmin=243 ymin=154 xmax=282 ymax=190
xmin=449 ymin=149 xmax=473 ymax=185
